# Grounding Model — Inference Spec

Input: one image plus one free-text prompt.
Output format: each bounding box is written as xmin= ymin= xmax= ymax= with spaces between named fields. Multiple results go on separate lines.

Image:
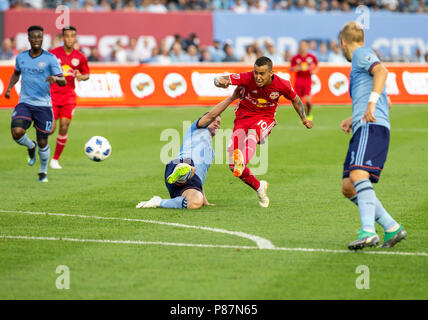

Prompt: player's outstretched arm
xmin=4 ymin=70 xmax=21 ymax=99
xmin=213 ymin=75 xmax=231 ymax=88
xmin=292 ymin=95 xmax=313 ymax=129
xmin=364 ymin=63 xmax=388 ymax=123
xmin=198 ymin=87 xmax=242 ymax=128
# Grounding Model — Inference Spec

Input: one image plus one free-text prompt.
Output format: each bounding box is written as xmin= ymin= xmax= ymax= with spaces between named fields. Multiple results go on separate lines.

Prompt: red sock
xmin=243 ymin=134 xmax=258 ymax=164
xmin=53 ymin=134 xmax=68 ymax=160
xmin=239 ymin=166 xmax=260 ymax=191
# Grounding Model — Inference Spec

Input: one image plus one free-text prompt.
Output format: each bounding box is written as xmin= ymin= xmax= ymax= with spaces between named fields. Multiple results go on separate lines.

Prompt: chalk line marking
xmin=1 ymin=210 xmax=427 ymax=257
xmin=0 ymin=209 xmax=274 ymax=249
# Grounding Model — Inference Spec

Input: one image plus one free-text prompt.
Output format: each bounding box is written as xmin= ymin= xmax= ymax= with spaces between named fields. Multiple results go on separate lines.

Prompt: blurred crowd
xmin=1 ymin=33 xmax=428 ymax=63
xmin=1 ymin=0 xmax=428 ymax=13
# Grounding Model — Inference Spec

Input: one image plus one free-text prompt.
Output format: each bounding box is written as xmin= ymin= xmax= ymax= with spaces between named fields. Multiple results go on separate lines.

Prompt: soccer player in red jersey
xmin=214 ymin=56 xmax=312 ymax=207
xmin=290 ymin=40 xmax=318 ymax=121
xmin=49 ymin=26 xmax=90 ymax=169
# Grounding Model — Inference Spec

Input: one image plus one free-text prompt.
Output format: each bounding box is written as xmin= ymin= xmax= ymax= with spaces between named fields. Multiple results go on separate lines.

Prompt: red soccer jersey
xmin=50 ymin=47 xmax=89 ymax=105
xmin=229 ymin=71 xmax=297 ymax=119
xmin=290 ymin=53 xmax=318 ymax=79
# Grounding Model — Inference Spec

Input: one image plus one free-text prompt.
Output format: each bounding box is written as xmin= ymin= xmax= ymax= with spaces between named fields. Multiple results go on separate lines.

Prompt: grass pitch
xmin=0 ymin=104 xmax=427 ymax=299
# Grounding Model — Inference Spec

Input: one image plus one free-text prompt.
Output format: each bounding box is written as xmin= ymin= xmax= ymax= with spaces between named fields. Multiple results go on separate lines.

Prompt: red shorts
xmin=295 ymin=77 xmax=312 ymax=97
xmin=52 ymin=103 xmax=76 ymax=120
xmin=227 ymin=116 xmax=277 ymax=152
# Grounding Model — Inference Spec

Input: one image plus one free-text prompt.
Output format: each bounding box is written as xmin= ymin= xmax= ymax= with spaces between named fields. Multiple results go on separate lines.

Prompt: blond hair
xmin=340 ymin=21 xmax=365 ymax=44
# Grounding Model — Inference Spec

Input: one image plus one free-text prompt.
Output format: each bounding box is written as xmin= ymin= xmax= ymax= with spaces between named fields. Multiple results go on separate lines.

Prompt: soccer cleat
xmin=167 ymin=163 xmax=192 ymax=184
xmin=136 ymin=196 xmax=162 ymax=209
xmin=348 ymin=229 xmax=380 ymax=250
xmin=27 ymin=141 xmax=37 ymax=166
xmin=381 ymin=226 xmax=407 ymax=248
xmin=50 ymin=159 xmax=62 ymax=169
xmin=233 ymin=149 xmax=245 ymax=177
xmin=257 ymin=180 xmax=269 ymax=208
xmin=306 ymin=113 xmax=314 ymax=121
xmin=38 ymin=172 xmax=48 ymax=183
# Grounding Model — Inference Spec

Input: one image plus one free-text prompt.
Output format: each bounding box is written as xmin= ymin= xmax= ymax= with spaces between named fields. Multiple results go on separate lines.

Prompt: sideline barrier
xmin=0 ymin=63 xmax=427 ymax=108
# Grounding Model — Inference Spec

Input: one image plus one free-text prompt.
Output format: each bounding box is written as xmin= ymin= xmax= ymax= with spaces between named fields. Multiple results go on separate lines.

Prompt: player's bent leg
xmin=167 ymin=163 xmax=195 ymax=184
xmin=11 ymin=121 xmax=37 ymax=166
xmin=182 ymin=189 xmax=204 ymax=209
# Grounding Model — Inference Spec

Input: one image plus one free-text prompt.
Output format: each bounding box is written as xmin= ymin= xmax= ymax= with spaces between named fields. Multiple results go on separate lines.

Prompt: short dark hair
xmin=254 ymin=56 xmax=273 ymax=70
xmin=27 ymin=25 xmax=43 ymax=36
xmin=62 ymin=26 xmax=77 ymax=35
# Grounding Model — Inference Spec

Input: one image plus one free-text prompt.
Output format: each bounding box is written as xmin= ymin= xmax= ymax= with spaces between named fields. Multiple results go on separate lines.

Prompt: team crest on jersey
xmin=307 ymin=57 xmax=313 ymax=63
xmin=231 ymin=74 xmax=240 ymax=80
xmin=269 ymin=92 xmax=280 ymax=99
xmin=365 ymin=54 xmax=374 ymax=62
xmin=71 ymin=58 xmax=80 ymax=67
xmin=38 ymin=62 xmax=46 ymax=68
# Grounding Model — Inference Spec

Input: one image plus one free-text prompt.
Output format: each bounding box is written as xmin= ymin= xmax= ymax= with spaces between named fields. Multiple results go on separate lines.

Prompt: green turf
xmin=0 ymin=105 xmax=427 ymax=299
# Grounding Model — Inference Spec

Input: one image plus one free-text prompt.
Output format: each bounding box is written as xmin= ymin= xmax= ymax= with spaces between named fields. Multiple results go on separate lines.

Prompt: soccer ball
xmin=84 ymin=136 xmax=111 ymax=162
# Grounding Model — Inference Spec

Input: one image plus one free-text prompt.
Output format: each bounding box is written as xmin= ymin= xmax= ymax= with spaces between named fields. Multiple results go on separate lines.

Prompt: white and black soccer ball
xmin=84 ymin=136 xmax=111 ymax=162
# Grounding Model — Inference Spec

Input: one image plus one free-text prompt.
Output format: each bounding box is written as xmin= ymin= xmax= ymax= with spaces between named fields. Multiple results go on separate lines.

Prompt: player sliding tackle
xmin=214 ymin=56 xmax=313 ymax=208
xmin=136 ymin=87 xmax=242 ymax=209
xmin=339 ymin=22 xmax=406 ymax=250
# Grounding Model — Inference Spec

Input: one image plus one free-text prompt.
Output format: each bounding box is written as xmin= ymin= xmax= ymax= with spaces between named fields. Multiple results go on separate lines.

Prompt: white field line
xmin=0 ymin=209 xmax=274 ymax=249
xmin=1 ymin=209 xmax=427 ymax=257
xmin=1 ymin=235 xmax=427 ymax=257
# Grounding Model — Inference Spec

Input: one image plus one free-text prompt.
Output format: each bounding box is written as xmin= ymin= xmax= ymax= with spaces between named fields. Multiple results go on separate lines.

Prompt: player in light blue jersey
xmin=137 ymin=87 xmax=242 ymax=210
xmin=4 ymin=25 xmax=66 ymax=182
xmin=339 ymin=22 xmax=406 ymax=250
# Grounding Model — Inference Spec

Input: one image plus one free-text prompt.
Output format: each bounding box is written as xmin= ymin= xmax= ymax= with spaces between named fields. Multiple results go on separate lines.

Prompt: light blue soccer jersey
xmin=15 ymin=50 xmax=63 ymax=107
xmin=350 ymin=47 xmax=390 ymax=133
xmin=178 ymin=119 xmax=214 ymax=185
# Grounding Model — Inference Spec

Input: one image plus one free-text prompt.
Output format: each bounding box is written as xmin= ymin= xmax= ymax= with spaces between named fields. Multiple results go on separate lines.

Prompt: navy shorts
xmin=343 ymin=124 xmax=390 ymax=183
xmin=164 ymin=159 xmax=203 ymax=198
xmin=11 ymin=103 xmax=54 ymax=137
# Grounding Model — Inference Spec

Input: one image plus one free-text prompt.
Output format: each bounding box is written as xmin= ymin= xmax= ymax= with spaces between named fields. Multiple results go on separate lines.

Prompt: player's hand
xmin=75 ymin=70 xmax=83 ymax=81
xmin=205 ymin=203 xmax=216 ymax=207
xmin=46 ymin=75 xmax=57 ymax=84
xmin=302 ymin=118 xmax=313 ymax=129
xmin=363 ymin=102 xmax=376 ymax=123
xmin=4 ymin=88 xmax=11 ymax=99
xmin=340 ymin=117 xmax=353 ymax=134
xmin=214 ymin=76 xmax=230 ymax=88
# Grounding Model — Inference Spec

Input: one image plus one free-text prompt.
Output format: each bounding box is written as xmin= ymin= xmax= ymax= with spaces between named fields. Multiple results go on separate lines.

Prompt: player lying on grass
xmin=214 ymin=56 xmax=313 ymax=208
xmin=4 ymin=25 xmax=66 ymax=183
xmin=339 ymin=21 xmax=407 ymax=250
xmin=136 ymin=87 xmax=242 ymax=209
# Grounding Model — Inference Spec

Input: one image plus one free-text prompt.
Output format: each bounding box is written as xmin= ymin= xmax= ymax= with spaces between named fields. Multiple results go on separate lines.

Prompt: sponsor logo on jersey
xmin=71 ymin=58 xmax=80 ymax=67
xmin=163 ymin=73 xmax=187 ymax=98
xmin=38 ymin=62 xmax=46 ymax=68
xmin=269 ymin=92 xmax=280 ymax=99
xmin=131 ymin=73 xmax=155 ymax=98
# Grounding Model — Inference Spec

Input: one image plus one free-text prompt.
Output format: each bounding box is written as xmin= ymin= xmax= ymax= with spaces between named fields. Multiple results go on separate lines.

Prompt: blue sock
xmin=38 ymin=145 xmax=50 ymax=173
xmin=15 ymin=134 xmax=35 ymax=149
xmin=160 ymin=197 xmax=187 ymax=209
xmin=349 ymin=195 xmax=398 ymax=231
xmin=354 ymin=179 xmax=376 ymax=233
